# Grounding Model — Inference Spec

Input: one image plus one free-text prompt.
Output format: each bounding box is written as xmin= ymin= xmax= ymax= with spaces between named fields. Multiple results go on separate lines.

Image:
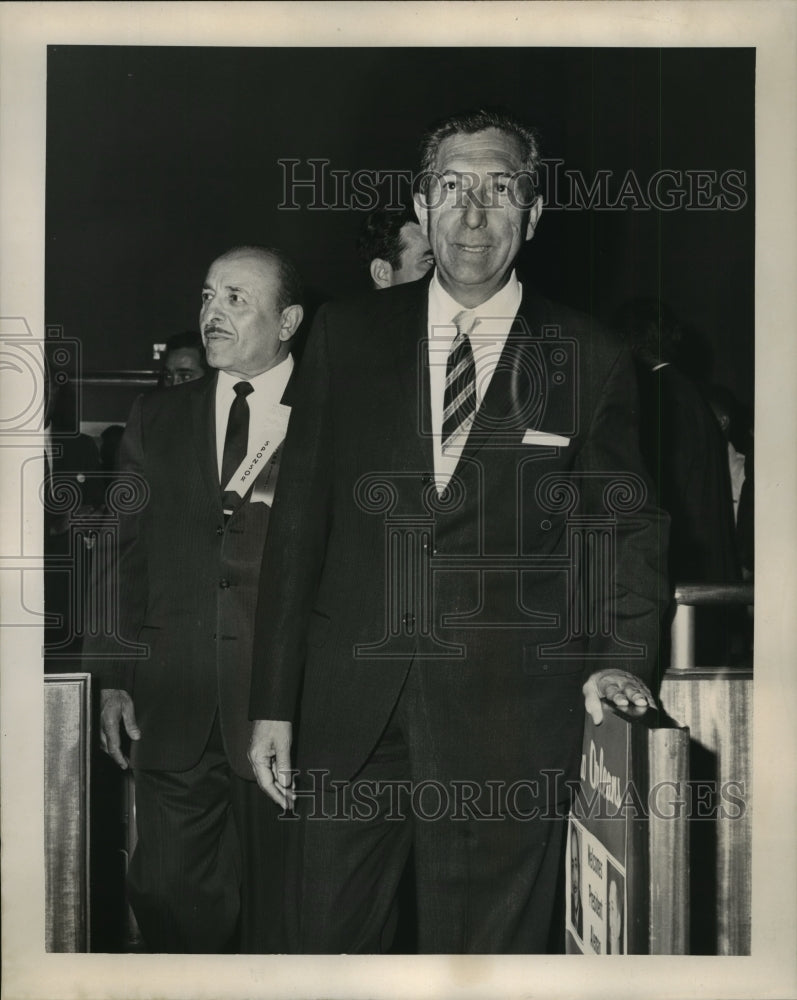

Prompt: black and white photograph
xmin=1 ymin=3 xmax=795 ymax=999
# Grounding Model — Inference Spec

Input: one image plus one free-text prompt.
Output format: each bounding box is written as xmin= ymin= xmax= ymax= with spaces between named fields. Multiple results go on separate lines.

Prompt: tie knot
xmin=233 ymin=381 xmax=253 ymax=399
xmin=453 ymin=309 xmax=479 ymax=339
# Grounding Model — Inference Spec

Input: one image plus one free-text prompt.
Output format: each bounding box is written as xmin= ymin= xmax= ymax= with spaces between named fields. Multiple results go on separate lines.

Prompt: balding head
xmin=199 ymin=247 xmax=303 ymax=379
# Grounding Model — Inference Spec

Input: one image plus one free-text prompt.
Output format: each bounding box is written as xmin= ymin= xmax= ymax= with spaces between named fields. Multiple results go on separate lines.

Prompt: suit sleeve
xmin=83 ymin=394 xmax=150 ymax=692
xmin=575 ymin=344 xmax=670 ymax=689
xmin=249 ymin=306 xmax=334 ymax=721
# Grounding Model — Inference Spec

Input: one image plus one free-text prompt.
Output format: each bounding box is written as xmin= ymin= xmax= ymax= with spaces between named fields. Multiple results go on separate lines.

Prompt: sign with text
xmin=568 ymin=819 xmax=627 ymax=954
xmin=565 ymin=704 xmax=689 ymax=954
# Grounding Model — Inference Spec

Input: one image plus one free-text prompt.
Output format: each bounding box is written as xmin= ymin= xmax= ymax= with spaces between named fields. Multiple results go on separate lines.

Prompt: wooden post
xmin=44 ymin=672 xmax=91 ymax=952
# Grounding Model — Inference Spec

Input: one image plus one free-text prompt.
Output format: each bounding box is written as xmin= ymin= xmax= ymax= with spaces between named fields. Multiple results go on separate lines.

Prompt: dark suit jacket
xmin=89 ymin=371 xmax=293 ymax=778
xmin=635 ymin=363 xmax=738 ymax=584
xmin=250 ymin=278 xmax=668 ymax=788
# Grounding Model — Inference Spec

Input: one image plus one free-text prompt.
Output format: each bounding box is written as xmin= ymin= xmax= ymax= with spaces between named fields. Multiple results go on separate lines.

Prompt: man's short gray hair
xmin=418 ymin=109 xmax=542 ymax=197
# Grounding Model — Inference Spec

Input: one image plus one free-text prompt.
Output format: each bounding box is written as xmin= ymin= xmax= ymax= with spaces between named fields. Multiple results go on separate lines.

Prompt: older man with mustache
xmin=88 ymin=245 xmax=303 ymax=953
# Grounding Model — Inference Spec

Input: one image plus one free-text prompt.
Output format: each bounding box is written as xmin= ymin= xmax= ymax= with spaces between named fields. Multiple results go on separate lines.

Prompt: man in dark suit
xmin=616 ymin=299 xmax=739 ymax=587
xmin=89 ymin=245 xmax=303 ymax=953
xmin=248 ymin=111 xmax=667 ymax=953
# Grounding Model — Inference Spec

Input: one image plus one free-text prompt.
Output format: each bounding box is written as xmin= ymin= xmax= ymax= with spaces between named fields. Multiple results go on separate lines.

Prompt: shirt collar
xmin=216 ymin=354 xmax=294 ymax=396
xmin=428 ymin=269 xmax=522 ymax=328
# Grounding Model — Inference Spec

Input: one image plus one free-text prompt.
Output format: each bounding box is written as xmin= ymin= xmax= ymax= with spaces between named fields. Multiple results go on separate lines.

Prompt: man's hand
xmin=582 ymin=669 xmax=656 ymax=725
xmin=99 ymin=688 xmax=141 ymax=769
xmin=248 ymin=720 xmax=295 ymax=810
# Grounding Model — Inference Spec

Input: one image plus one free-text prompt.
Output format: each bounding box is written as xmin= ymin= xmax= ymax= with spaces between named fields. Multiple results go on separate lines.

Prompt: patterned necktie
xmin=442 ymin=309 xmax=479 ymax=453
xmin=221 ymin=381 xmax=253 ymax=509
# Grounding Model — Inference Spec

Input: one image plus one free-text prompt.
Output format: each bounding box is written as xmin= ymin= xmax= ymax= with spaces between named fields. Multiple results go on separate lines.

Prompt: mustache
xmin=203 ymin=325 xmax=232 ymax=336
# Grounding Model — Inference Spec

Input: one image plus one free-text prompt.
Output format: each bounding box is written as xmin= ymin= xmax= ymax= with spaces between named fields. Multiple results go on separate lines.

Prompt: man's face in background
xmin=391 ymin=222 xmax=434 ymax=285
xmin=161 ymin=347 xmax=206 ymax=387
xmin=570 ymin=831 xmax=580 ymax=902
xmin=200 ymin=252 xmax=290 ymax=379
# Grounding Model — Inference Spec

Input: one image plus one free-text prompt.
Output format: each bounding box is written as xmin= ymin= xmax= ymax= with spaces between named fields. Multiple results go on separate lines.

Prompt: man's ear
xmin=525 ymin=194 xmax=543 ymax=242
xmin=278 ymin=304 xmax=304 ymax=342
xmin=369 ymin=258 xmax=394 ymax=290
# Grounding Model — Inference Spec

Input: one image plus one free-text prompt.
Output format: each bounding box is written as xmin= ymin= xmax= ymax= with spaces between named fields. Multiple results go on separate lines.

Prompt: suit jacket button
xmin=219 ymin=578 xmax=230 ymax=589
xmin=421 ymin=474 xmax=432 ymax=486
xmin=216 ymin=526 xmax=224 ymax=535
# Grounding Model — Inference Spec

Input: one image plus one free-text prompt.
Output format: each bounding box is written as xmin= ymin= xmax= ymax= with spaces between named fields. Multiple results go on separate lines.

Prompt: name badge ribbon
xmin=223 ymin=403 xmax=291 ymax=506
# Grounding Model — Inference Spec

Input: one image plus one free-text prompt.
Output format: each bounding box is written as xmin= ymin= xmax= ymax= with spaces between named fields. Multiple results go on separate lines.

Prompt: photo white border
xmin=1 ymin=3 xmax=795 ymax=998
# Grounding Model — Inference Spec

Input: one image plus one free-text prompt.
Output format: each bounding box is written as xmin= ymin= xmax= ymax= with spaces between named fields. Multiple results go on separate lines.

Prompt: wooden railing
xmin=660 ymin=580 xmax=754 ymax=955
xmin=670 ymin=582 xmax=754 ymax=670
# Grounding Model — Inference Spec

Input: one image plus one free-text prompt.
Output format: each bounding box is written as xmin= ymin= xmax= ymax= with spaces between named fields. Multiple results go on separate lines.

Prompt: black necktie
xmin=221 ymin=381 xmax=253 ymax=510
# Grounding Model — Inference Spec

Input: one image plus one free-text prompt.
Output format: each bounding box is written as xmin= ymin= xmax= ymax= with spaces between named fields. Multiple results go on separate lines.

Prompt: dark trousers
xmin=289 ymin=665 xmax=567 ymax=954
xmin=129 ymin=713 xmax=286 ymax=953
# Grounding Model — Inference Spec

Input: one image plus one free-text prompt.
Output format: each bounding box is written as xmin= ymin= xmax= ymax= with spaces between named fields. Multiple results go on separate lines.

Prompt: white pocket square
xmin=522 ymin=429 xmax=571 ymax=447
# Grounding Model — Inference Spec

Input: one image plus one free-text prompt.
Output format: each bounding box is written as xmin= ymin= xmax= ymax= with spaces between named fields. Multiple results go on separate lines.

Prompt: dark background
xmin=46 ymin=46 xmax=754 ymax=409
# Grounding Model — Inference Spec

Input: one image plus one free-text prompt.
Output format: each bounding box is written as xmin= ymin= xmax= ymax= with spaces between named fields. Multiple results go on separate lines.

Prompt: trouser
xmin=129 ymin=713 xmax=286 ymax=953
xmin=288 ymin=665 xmax=568 ymax=954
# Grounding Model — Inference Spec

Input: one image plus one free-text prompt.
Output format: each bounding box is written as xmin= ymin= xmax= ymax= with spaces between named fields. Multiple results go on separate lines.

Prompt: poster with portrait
xmin=567 ymin=818 xmax=627 ymax=955
xmin=567 ymin=704 xmax=689 ymax=955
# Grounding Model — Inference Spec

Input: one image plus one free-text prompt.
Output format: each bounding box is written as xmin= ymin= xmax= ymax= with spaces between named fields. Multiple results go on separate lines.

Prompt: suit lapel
xmin=461 ymin=289 xmax=550 ymax=463
xmin=280 ymin=359 xmax=299 ymax=407
xmin=191 ymin=372 xmax=224 ymax=515
xmin=385 ymin=281 xmax=435 ymax=474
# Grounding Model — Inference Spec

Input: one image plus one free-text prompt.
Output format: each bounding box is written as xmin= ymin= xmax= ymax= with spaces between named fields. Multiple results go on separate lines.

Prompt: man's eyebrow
xmin=224 ymin=284 xmax=249 ymax=294
xmin=438 ymin=169 xmax=516 ymax=178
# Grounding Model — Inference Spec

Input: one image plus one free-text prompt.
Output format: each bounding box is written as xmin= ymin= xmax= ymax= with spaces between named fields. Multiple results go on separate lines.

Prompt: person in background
xmin=706 ymin=384 xmax=753 ymax=558
xmin=43 ymin=366 xmax=103 ymax=671
xmin=356 ymin=206 xmax=435 ymax=289
xmin=159 ymin=330 xmax=209 ymax=387
xmin=86 ymin=246 xmax=303 ymax=953
xmin=98 ymin=424 xmax=125 ymax=484
xmin=706 ymin=385 xmax=754 ymax=663
xmin=615 ymin=298 xmax=739 ymax=588
xmin=617 ymin=299 xmax=741 ymax=665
